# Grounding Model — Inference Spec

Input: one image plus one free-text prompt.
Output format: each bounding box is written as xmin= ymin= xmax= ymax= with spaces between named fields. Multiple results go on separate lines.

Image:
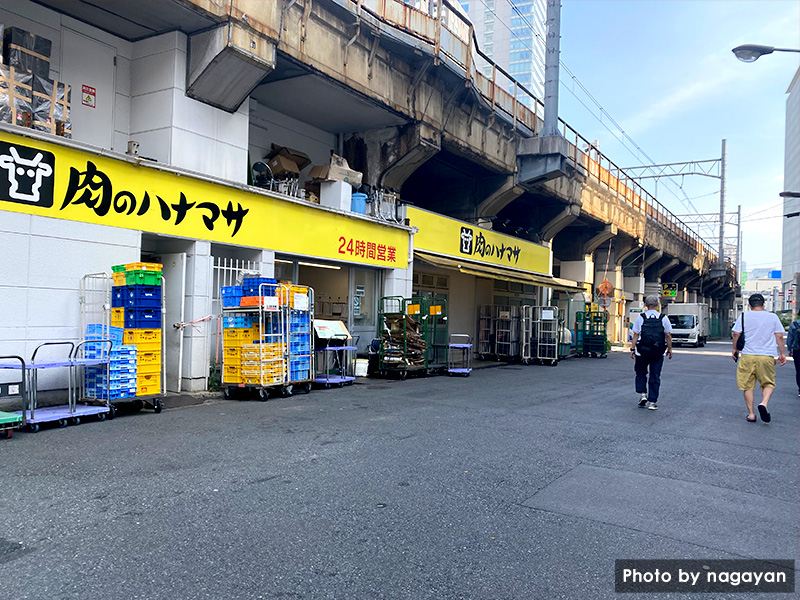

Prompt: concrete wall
xmin=0 ymin=213 xmax=140 ymax=389
xmin=130 ymin=31 xmax=249 ymax=182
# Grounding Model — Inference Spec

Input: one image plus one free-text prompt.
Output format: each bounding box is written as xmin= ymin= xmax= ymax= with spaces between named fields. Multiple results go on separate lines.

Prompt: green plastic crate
xmin=125 ymin=270 xmax=162 ymax=286
xmin=112 ymin=264 xmax=126 ymax=273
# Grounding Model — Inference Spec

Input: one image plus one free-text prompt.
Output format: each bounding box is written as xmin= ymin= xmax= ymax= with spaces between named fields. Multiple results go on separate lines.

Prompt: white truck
xmin=664 ymin=303 xmax=709 ymax=347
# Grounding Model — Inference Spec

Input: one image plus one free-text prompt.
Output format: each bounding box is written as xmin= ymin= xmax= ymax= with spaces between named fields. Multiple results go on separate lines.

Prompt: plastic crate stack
xmin=221 ymin=277 xmax=282 ymax=387
xmin=112 ymin=262 xmax=163 ymax=396
xmin=83 ymin=325 xmax=139 ymax=400
xmin=288 ymin=285 xmax=312 ymax=382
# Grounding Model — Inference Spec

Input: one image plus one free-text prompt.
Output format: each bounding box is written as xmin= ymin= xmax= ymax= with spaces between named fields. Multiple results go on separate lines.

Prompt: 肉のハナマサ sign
xmin=408 ymin=206 xmax=551 ymax=275
xmin=0 ymin=131 xmax=409 ymax=268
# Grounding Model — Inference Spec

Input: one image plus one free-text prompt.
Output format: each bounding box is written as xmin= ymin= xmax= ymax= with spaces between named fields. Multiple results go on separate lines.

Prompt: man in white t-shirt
xmin=630 ymin=295 xmax=673 ymax=410
xmin=731 ymin=293 xmax=787 ymax=423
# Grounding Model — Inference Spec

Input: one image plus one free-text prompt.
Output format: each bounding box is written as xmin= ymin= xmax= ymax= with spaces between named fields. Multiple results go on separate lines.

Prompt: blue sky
xmin=556 ymin=0 xmax=799 ymax=271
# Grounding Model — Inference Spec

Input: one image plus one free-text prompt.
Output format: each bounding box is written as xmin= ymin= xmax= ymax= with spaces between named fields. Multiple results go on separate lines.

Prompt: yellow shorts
xmin=736 ymin=354 xmax=776 ymax=390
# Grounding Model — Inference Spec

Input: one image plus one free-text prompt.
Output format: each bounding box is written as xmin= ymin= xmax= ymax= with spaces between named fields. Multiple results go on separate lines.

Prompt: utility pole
xmin=718 ymin=139 xmax=727 ymax=263
xmin=542 ymin=0 xmax=561 ymax=137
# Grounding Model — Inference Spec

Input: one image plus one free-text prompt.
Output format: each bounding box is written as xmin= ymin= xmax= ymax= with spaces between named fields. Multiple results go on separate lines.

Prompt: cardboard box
xmin=264 ymin=144 xmax=311 ymax=171
xmin=3 ymin=27 xmax=52 ymax=78
xmin=307 ymin=153 xmax=362 ymax=186
xmin=268 ymin=154 xmax=300 ymax=177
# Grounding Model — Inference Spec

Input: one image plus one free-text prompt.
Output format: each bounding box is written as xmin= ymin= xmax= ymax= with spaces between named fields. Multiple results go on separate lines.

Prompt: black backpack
xmin=637 ymin=313 xmax=666 ymax=358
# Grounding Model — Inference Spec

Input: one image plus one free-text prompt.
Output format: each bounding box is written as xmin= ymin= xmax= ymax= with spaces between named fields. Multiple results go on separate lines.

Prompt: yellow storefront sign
xmin=0 ymin=131 xmax=409 ymax=268
xmin=408 ymin=206 xmax=550 ymax=275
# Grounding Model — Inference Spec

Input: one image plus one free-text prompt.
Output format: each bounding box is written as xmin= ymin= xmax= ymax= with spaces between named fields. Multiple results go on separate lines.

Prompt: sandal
xmin=746 ymin=415 xmax=757 ymax=423
xmin=757 ymin=404 xmax=771 ymax=423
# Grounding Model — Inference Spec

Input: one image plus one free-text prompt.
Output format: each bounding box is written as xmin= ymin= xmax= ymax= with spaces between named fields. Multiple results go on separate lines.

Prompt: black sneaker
xmin=638 ymin=394 xmax=648 ymax=408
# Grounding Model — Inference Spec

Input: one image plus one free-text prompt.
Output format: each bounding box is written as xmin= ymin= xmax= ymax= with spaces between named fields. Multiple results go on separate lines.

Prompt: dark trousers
xmin=793 ymin=350 xmax=800 ymax=394
xmin=635 ymin=354 xmax=664 ymax=402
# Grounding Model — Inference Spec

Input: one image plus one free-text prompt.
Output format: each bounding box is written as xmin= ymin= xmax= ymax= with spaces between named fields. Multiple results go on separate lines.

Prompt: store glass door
xmin=350 ymin=268 xmax=379 ymax=354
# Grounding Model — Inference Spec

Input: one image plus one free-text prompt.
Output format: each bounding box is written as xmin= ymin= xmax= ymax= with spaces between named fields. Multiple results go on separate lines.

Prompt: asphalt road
xmin=1 ymin=342 xmax=797 ymax=600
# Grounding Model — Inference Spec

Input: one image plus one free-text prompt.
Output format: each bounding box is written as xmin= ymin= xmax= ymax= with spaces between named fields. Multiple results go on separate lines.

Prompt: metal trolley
xmin=282 ymin=284 xmax=315 ymax=395
xmin=377 ymin=296 xmax=427 ymax=379
xmin=447 ymin=334 xmax=472 ymax=376
xmin=520 ymin=305 xmax=535 ymax=364
xmin=421 ymin=297 xmax=449 ymax=373
xmin=314 ymin=320 xmax=356 ymax=388
xmin=478 ymin=305 xmax=520 ymax=361
xmin=533 ymin=306 xmax=559 ymax=366
xmin=575 ymin=310 xmax=608 ymax=358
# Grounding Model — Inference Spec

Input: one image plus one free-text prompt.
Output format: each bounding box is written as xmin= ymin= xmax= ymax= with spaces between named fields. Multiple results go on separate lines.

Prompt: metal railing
xmin=348 ymin=0 xmax=716 ymax=263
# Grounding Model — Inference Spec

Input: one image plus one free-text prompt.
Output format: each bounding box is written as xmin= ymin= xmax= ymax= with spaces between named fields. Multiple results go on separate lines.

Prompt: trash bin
xmin=351 ymin=192 xmax=367 ymax=214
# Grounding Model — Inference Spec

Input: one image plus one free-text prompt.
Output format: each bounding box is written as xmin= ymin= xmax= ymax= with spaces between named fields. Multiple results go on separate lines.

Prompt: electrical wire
xmin=473 ymin=0 xmax=702 ymax=215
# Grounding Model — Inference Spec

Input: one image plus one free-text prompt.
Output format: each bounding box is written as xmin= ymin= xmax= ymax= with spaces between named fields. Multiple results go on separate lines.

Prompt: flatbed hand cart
xmin=447 ymin=334 xmax=472 ymax=376
xmin=5 ymin=342 xmax=111 ymax=432
xmin=314 ymin=328 xmax=357 ymax=388
xmin=0 ymin=355 xmax=25 ymax=439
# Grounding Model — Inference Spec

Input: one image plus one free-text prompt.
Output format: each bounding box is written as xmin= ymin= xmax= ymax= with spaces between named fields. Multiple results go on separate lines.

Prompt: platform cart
xmin=575 ymin=310 xmax=608 ymax=358
xmin=377 ymin=296 xmax=427 ymax=379
xmin=314 ymin=320 xmax=356 ymax=388
xmin=520 ymin=305 xmax=535 ymax=364
xmin=0 ymin=355 xmax=25 ymax=439
xmin=11 ymin=341 xmax=111 ymax=432
xmin=283 ymin=283 xmax=314 ymax=395
xmin=447 ymin=334 xmax=472 ymax=376
xmin=533 ymin=306 xmax=559 ymax=366
xmin=422 ymin=297 xmax=449 ymax=374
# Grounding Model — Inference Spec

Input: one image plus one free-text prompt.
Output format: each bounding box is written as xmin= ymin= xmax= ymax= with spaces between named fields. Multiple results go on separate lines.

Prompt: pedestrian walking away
xmin=785 ymin=313 xmax=800 ymax=398
xmin=630 ymin=294 xmax=673 ymax=410
xmin=731 ymin=293 xmax=787 ymax=423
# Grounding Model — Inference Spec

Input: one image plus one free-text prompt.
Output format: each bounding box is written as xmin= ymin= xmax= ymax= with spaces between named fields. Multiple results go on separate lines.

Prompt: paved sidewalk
xmin=1 ymin=341 xmax=797 ymax=599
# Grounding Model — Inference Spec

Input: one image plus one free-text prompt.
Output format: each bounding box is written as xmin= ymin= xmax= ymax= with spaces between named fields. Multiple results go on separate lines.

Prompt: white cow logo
xmin=460 ymin=227 xmax=474 ymax=254
xmin=0 ymin=146 xmax=53 ymax=203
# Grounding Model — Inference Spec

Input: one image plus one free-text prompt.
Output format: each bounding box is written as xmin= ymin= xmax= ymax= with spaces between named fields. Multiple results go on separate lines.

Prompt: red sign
xmin=82 ymin=85 xmax=96 ymax=108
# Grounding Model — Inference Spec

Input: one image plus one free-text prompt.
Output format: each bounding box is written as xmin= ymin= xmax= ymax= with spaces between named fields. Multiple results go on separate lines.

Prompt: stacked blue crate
xmin=221 ymin=285 xmax=243 ymax=307
xmin=85 ymin=343 xmax=137 ymax=400
xmin=84 ymin=324 xmax=124 ymax=356
xmin=124 ymin=285 xmax=163 ymax=329
xmin=242 ymin=277 xmax=277 ymax=297
xmin=288 ymin=309 xmax=312 ymax=381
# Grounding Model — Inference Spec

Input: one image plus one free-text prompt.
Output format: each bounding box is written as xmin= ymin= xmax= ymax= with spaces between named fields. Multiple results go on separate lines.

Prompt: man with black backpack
xmin=630 ymin=294 xmax=673 ymax=410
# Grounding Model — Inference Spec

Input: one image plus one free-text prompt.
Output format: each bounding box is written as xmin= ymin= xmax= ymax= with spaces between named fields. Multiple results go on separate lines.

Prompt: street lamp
xmin=732 ymin=44 xmax=800 ymax=63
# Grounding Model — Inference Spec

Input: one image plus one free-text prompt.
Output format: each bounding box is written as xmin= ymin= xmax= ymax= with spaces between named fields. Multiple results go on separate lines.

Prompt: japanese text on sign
xmin=60 ymin=160 xmax=249 ymax=237
xmin=338 ymin=236 xmax=397 ymax=263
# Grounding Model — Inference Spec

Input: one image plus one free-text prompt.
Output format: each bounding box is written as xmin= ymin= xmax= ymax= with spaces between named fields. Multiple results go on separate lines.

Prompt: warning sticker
xmin=82 ymin=85 xmax=96 ymax=108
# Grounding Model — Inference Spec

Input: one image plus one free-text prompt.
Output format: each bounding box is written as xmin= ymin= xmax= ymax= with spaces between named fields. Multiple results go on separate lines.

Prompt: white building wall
xmin=782 ymin=67 xmax=800 ymax=310
xmin=0 ymin=213 xmax=140 ymax=389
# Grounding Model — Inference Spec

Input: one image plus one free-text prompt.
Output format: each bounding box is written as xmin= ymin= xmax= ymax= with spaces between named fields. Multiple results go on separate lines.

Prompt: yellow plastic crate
xmin=137 ymin=362 xmax=161 ymax=375
xmin=138 ymin=351 xmax=161 ymax=365
xmin=124 ymin=329 xmax=162 ymax=344
xmin=136 ymin=372 xmax=161 ymax=396
xmin=223 ymin=364 xmax=240 ymax=378
xmin=134 ymin=341 xmax=161 ymax=353
xmin=223 ymin=328 xmax=256 ymax=344
xmin=111 ymin=307 xmax=125 ymax=327
xmin=112 ymin=272 xmax=126 ymax=286
xmin=242 ymin=375 xmax=263 ymax=385
xmin=222 ymin=372 xmax=242 ymax=384
xmin=125 ymin=262 xmax=162 ymax=272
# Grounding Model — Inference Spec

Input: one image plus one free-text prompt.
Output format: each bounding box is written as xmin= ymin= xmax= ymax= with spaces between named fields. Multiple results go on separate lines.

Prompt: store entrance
xmin=277 ymin=256 xmax=380 ymax=354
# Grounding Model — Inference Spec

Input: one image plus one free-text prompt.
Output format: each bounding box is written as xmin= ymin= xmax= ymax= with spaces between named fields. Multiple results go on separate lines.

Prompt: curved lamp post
xmin=732 ymin=44 xmax=800 ymax=63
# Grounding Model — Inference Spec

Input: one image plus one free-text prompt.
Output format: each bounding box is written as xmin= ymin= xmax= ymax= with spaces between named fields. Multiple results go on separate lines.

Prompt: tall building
xmin=461 ymin=0 xmax=547 ymax=105
xmin=782 ymin=66 xmax=800 ymax=314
